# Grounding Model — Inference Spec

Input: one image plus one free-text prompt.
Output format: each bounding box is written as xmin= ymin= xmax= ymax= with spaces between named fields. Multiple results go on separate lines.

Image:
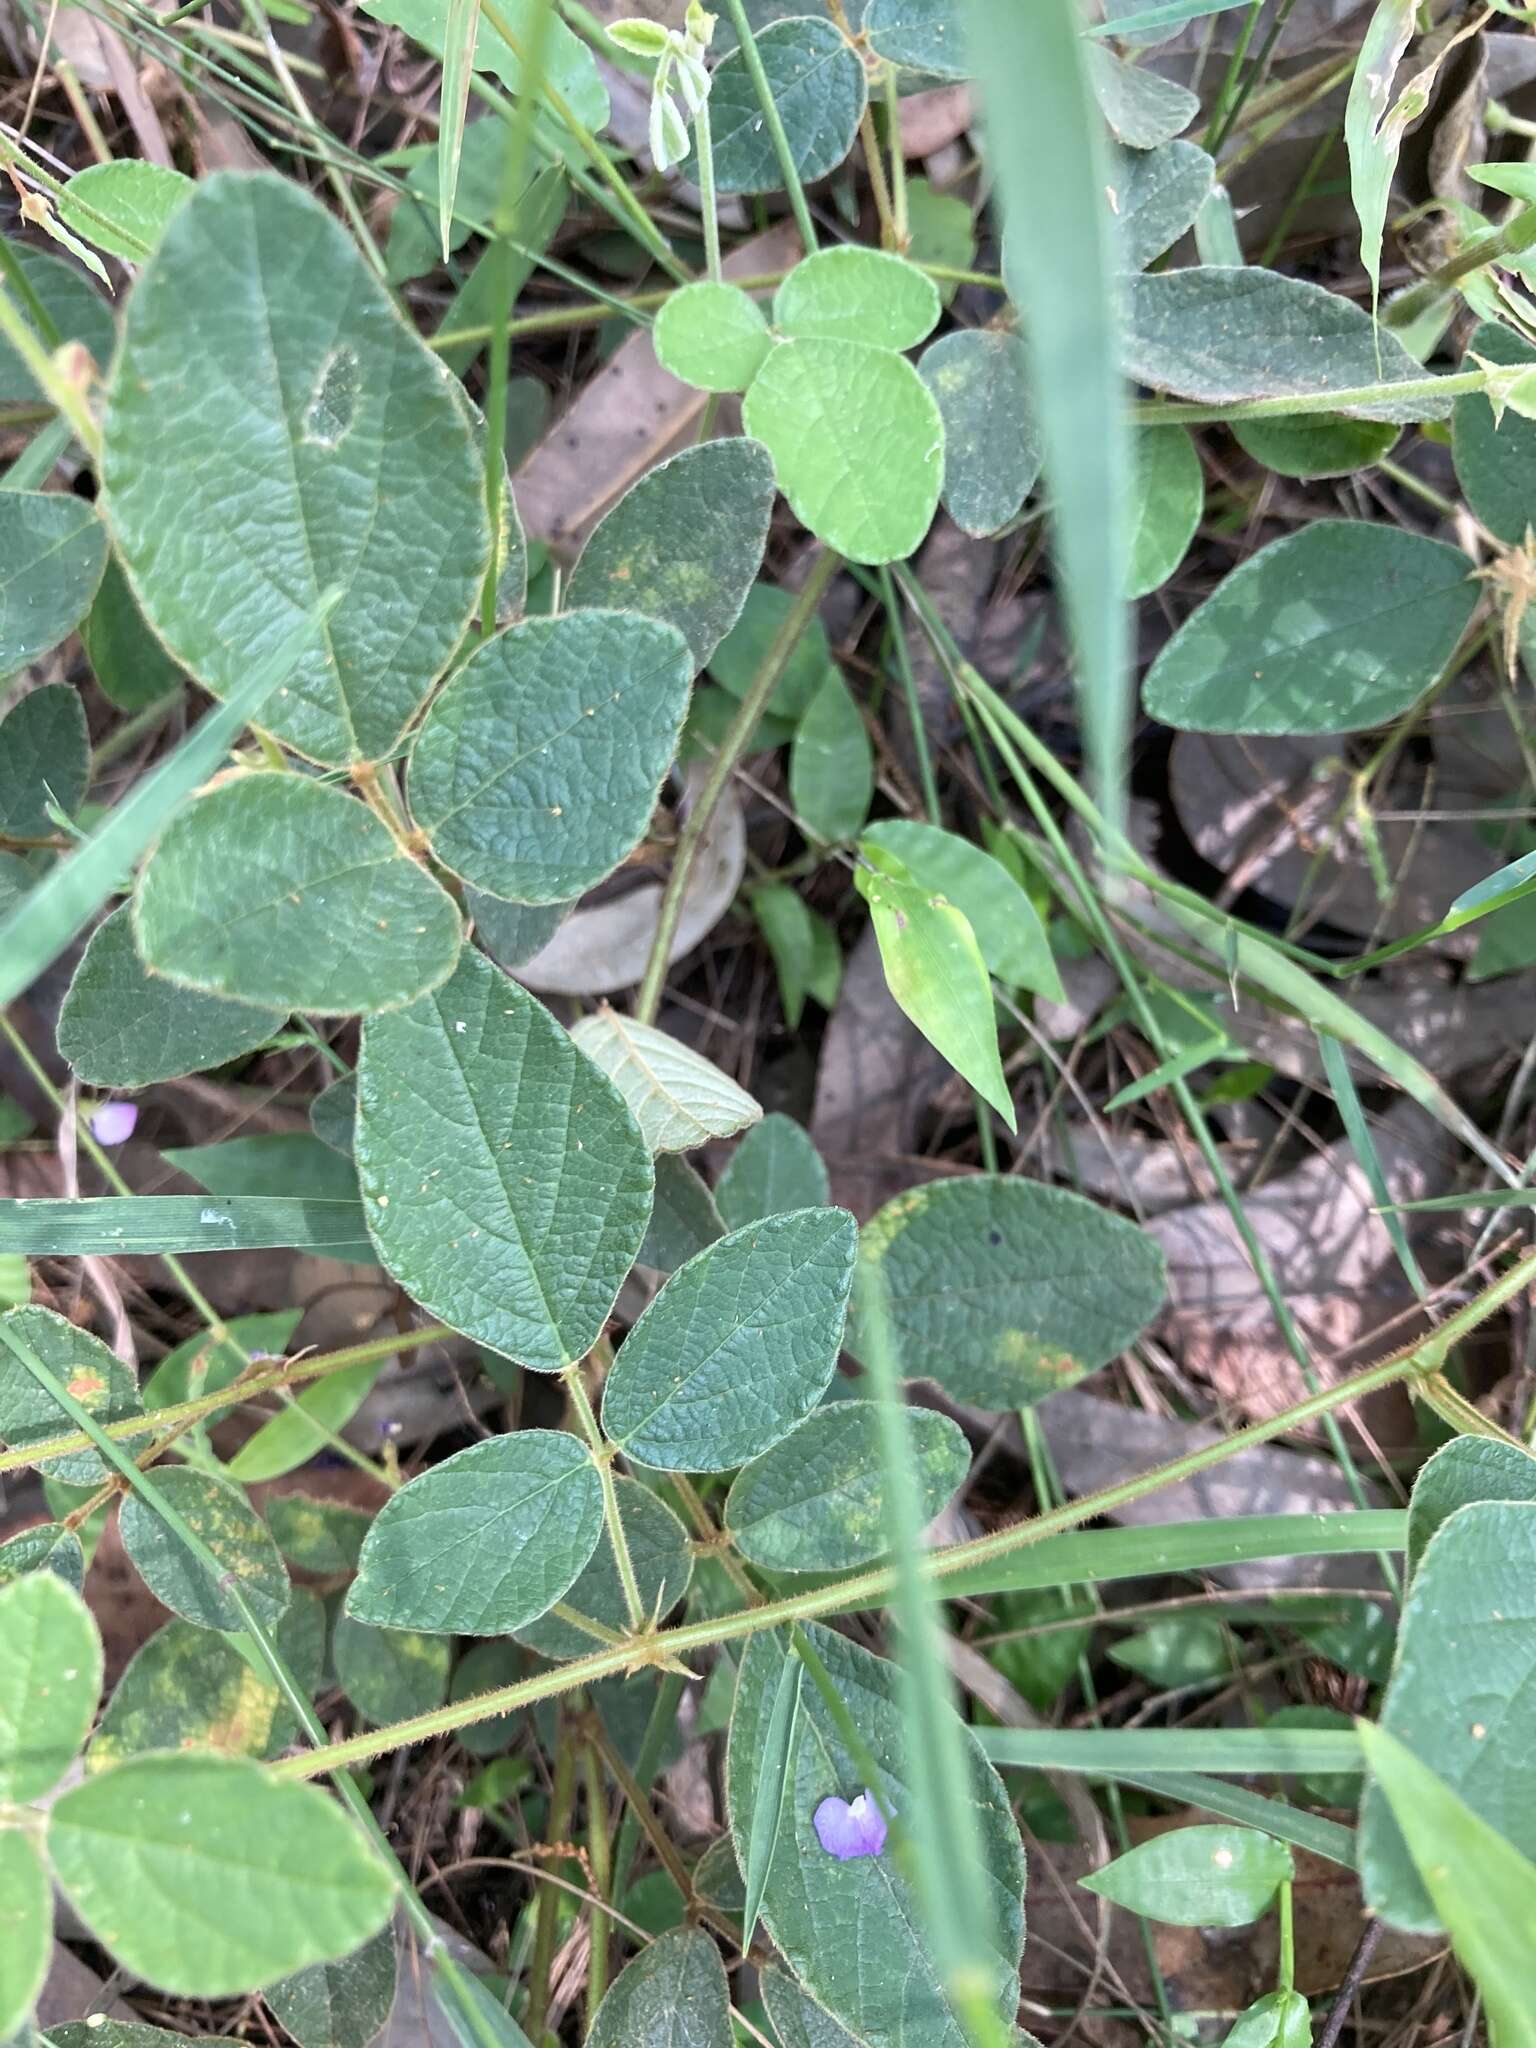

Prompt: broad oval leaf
xmin=1232 ymin=412 xmax=1399 ymax=480
xmin=1080 ymin=1824 xmax=1293 ymax=1925
xmin=408 ymin=609 xmax=692 ymax=903
xmin=653 ymin=281 xmax=773 ymax=394
xmin=0 ymin=497 xmax=107 ymax=676
xmin=0 ymin=242 xmax=114 ymax=403
xmin=134 ymin=774 xmax=462 ymax=1014
xmin=356 ymin=948 xmax=654 ymax=1368
xmin=761 ymin=1967 xmax=864 ymax=2048
xmin=0 ymin=1572 xmax=101 ymax=1802
xmin=332 ymin=1615 xmax=452 ymax=1724
xmin=602 ymin=1207 xmax=857 ymax=1471
xmin=566 ymin=440 xmax=776 ymax=670
xmin=515 ymin=1475 xmax=693 ymax=1658
xmin=49 ymin=1753 xmax=396 ymax=1995
xmin=864 ymin=0 xmax=967 ymax=78
xmin=118 ymin=1466 xmax=291 ymax=1632
xmin=569 ymin=1010 xmax=761 ymax=1153
xmin=1452 ymin=321 xmax=1536 ymax=544
xmin=1142 ymin=522 xmax=1477 ymax=735
xmin=0 ymin=1305 xmax=142 ymax=1486
xmin=587 ymin=1926 xmax=732 ymax=2048
xmin=102 ymin=172 xmax=489 ymax=767
xmin=59 ymin=161 xmax=193 ymax=261
xmin=0 ymin=685 xmax=89 ymax=841
xmin=716 ymin=1113 xmax=830 ymax=1230
xmin=859 ymin=818 xmax=1062 ymax=997
xmin=265 ymin=1924 xmax=399 ymax=2048
xmin=744 ymin=338 xmax=944 ymax=565
xmin=346 ymin=1429 xmax=604 ymax=1634
xmin=919 ymin=328 xmax=1041 ymax=538
xmin=1222 ymin=1990 xmax=1313 ymax=2048
xmin=1088 ymin=42 xmax=1199 ymax=146
xmin=267 ymin=1493 xmax=372 ymax=1575
xmin=83 ymin=556 xmax=184 ymax=712
xmin=791 ymin=671 xmax=873 ymax=845
xmin=727 ymin=1623 xmax=1025 ymax=2047
xmin=59 ymin=904 xmax=284 ymax=1089
xmin=467 ymin=890 xmax=571 ymax=973
xmin=1406 ymin=1436 xmax=1536 ymax=1578
xmin=725 ymin=1398 xmax=970 ymax=1571
xmin=706 ymin=18 xmax=867 ymax=196
xmin=774 ymin=248 xmax=940 ymax=351
xmin=856 ymin=1174 xmax=1167 ymax=1409
xmin=0 ymin=1521 xmax=85 ymax=1593
xmin=1112 ymin=140 xmax=1214 ymax=271
xmin=710 ymin=581 xmax=836 ymax=722
xmin=0 ymin=1831 xmax=49 ymax=2041
xmin=1127 ymin=425 xmax=1203 ymax=598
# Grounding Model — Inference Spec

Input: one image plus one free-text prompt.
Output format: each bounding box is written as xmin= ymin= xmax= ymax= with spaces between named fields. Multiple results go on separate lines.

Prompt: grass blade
xmin=439 ymin=0 xmax=480 ymax=261
xmin=1087 ymin=0 xmax=1253 ymax=33
xmin=1318 ymin=1030 xmax=1426 ymax=1296
xmin=0 ymin=1196 xmax=372 ymax=1257
xmin=739 ymin=1653 xmax=803 ymax=1942
xmin=1104 ymin=1773 xmax=1358 ymax=1868
xmin=978 ymin=1726 xmax=1364 ymax=1776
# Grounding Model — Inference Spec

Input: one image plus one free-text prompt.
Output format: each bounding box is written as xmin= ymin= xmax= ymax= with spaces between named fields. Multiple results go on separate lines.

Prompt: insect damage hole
xmin=303 ymin=346 xmax=362 ymax=448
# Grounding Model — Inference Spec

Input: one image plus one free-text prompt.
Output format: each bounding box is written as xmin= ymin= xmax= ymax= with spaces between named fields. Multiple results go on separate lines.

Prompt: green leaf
xmin=709 ymin=582 xmax=835 ymax=721
xmin=1087 ymin=42 xmax=1199 ymax=146
xmin=1112 ymin=140 xmax=1214 ymax=271
xmin=587 ymin=1926 xmax=732 ymax=2048
xmin=0 ymin=1196 xmax=371 ymax=1259
xmin=1360 ymin=1499 xmax=1536 ymax=1930
xmin=165 ymin=1131 xmax=360 ymax=1203
xmin=750 ymin=882 xmax=842 ymax=1028
xmin=48 ymin=1752 xmax=396 ymax=1994
xmin=728 ymin=1623 xmax=1025 ymax=2045
xmin=903 ymin=178 xmax=975 ymax=304
xmin=716 ymin=1112 xmax=830 ymax=1230
xmin=143 ymin=1310 xmax=302 ymax=1410
xmin=408 ymin=610 xmax=691 ymax=903
xmin=266 ymin=1925 xmax=399 ymax=2048
xmin=1232 ymin=412 xmax=1399 ymax=480
xmin=865 ymin=0 xmax=967 ymax=78
xmin=602 ymin=1208 xmax=857 ymax=1471
xmin=0 ymin=686 xmax=88 ymax=842
xmin=1144 ymin=521 xmax=1476 ymax=735
xmin=58 ymin=162 xmax=193 ymax=262
xmin=860 ymin=818 xmax=1063 ymax=998
xmin=449 ymin=1638 xmax=523 ymax=1756
xmin=0 ymin=243 xmax=113 ymax=403
xmin=1091 ymin=0 xmax=1253 ymax=32
xmin=774 ymin=248 xmax=941 ymax=351
xmin=1081 ymin=1824 xmax=1293 ymax=1926
xmin=744 ymin=338 xmax=943 ymax=565
xmin=706 ymin=17 xmax=867 ymax=195
xmin=0 ymin=1522 xmax=84 ymax=1593
xmin=1220 ymin=1990 xmax=1312 ymax=2047
xmin=855 ymin=844 xmax=1014 ymax=1127
xmin=309 ymin=1075 xmax=358 ymax=1158
xmin=347 ymin=1430 xmax=604 ymax=1633
xmin=225 ymin=1359 xmax=384 ymax=1482
xmin=514 ymin=1475 xmax=692 ymax=1657
xmin=386 ymin=118 xmax=525 ymax=284
xmin=1126 ymin=268 xmax=1453 ymax=424
xmin=0 ymin=1306 xmax=142 ymax=1485
xmin=266 ymin=1493 xmax=372 ymax=1575
xmin=980 ymin=1724 xmax=1364 ymax=1775
xmin=741 ymin=1653 xmax=804 ymax=1939
xmin=726 ymin=1398 xmax=970 ymax=1571
xmin=566 ymin=439 xmax=776 ymax=669
xmin=437 ymin=0 xmax=478 ymax=262
xmin=1127 ymin=424 xmax=1203 ymax=598
xmin=791 ymin=671 xmax=873 ymax=844
xmin=760 ymin=1968 xmax=864 ymax=2048
xmin=138 ymin=772 xmax=461 ymax=1014
xmin=332 ymin=1614 xmax=452 ymax=1724
xmin=58 ymin=904 xmax=284 ymax=1089
xmin=1407 ymin=1436 xmax=1536 ymax=1578
xmin=89 ymin=1594 xmax=325 ymax=1770
xmin=569 ymin=1010 xmax=762 ymax=1154
xmin=101 ymin=172 xmax=488 ymax=767
xmin=856 ymin=1173 xmax=1167 ymax=1409
xmin=919 ymin=329 xmax=1040 ymax=538
xmin=0 ymin=1572 xmax=101 ymax=1801
xmin=1357 ymin=1723 xmax=1536 ymax=2048
xmin=640 ymin=1153 xmax=726 ymax=1273
xmin=355 ymin=948 xmax=654 ymax=1369
xmin=0 ymin=498 xmax=107 ymax=676
xmin=357 ymin=0 xmax=608 ymax=129
xmin=653 ymin=281 xmax=773 ymax=394
xmin=1452 ymin=322 xmax=1536 ymax=543
xmin=468 ymin=891 xmax=570 ymax=973
xmin=0 ymin=1831 xmax=50 ymax=2041
xmin=118 ymin=1466 xmax=291 ymax=1632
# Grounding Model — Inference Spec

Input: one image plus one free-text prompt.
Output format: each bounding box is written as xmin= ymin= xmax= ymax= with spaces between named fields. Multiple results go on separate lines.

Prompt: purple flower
xmin=814 ymin=1790 xmax=889 ymax=1861
xmin=90 ymin=1100 xmax=138 ymax=1146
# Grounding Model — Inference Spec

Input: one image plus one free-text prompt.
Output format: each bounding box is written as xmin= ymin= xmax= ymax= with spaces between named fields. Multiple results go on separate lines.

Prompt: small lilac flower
xmin=90 ymin=1100 xmax=138 ymax=1146
xmin=814 ymin=1790 xmax=889 ymax=1861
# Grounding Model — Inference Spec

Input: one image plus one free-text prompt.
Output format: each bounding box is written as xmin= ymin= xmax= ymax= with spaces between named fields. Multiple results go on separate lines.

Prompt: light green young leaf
xmin=0 ymin=242 xmax=113 ymax=403
xmin=1111 ymin=140 xmax=1215 ymax=272
xmin=515 ymin=1476 xmax=692 ymax=1657
xmin=265 ymin=1924 xmax=399 ymax=2048
xmin=408 ymin=610 xmax=692 ymax=903
xmin=333 ymin=1615 xmax=452 ymax=1725
xmin=0 ymin=686 xmax=88 ymax=841
xmin=725 ymin=1399 xmax=971 ymax=1571
xmin=603 ymin=1207 xmax=857 ymax=1471
xmin=48 ymin=1753 xmax=396 ymax=1995
xmin=856 ymin=1173 xmax=1167 ymax=1409
xmin=224 ymin=1358 xmax=383 ymax=1482
xmin=569 ymin=1009 xmax=762 ymax=1154
xmin=0 ymin=1831 xmax=50 ymax=2041
xmin=119 ymin=1466 xmax=291 ymax=1633
xmin=587 ymin=1927 xmax=732 ymax=2048
xmin=102 ymin=173 xmax=489 ymax=767
xmin=1143 ymin=522 xmax=1477 ymax=734
xmin=437 ymin=0 xmax=479 ymax=261
xmin=774 ymin=247 xmax=941 ymax=351
xmin=750 ymin=882 xmax=842 ymax=1028
xmin=134 ymin=773 xmax=462 ymax=1015
xmin=1087 ymin=42 xmax=1199 ymax=146
xmin=1407 ymin=1436 xmax=1536 ymax=1578
xmin=1221 ymin=1990 xmax=1313 ymax=2047
xmin=653 ymin=280 xmax=773 ymax=393
xmin=744 ymin=338 xmax=943 ymax=565
xmin=716 ymin=1112 xmax=830 ymax=1230
xmin=865 ymin=0 xmax=967 ymax=78
xmin=0 ymin=497 xmax=107 ymax=676
xmin=1081 ymin=1825 xmax=1293 ymax=1925
xmin=1357 ymin=1723 xmax=1536 ymax=2047
xmin=346 ymin=1430 xmax=604 ymax=1634
xmin=705 ymin=17 xmax=867 ymax=195
xmin=356 ymin=948 xmax=654 ymax=1369
xmin=1127 ymin=424 xmax=1203 ymax=597
xmin=58 ymin=904 xmax=284 ymax=1090
xmin=0 ymin=1572 xmax=101 ymax=1801
xmin=918 ymin=328 xmax=1041 ymax=538
xmin=0 ymin=1306 xmax=142 ymax=1486
xmin=58 ymin=161 xmax=193 ymax=262
xmin=791 ymin=671 xmax=873 ymax=844
xmin=855 ymin=844 xmax=1014 ymax=1128
xmin=860 ymin=818 xmax=1063 ymax=999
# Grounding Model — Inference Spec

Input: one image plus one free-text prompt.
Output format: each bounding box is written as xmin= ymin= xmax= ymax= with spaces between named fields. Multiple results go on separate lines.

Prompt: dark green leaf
xmin=333 ymin=1614 xmax=452 ymax=1725
xmin=118 ymin=1465 xmax=291 ymax=1632
xmin=760 ymin=1968 xmax=864 ymax=2048
xmin=919 ymin=329 xmax=1040 ymax=537
xmin=1127 ymin=424 xmax=1203 ymax=597
xmin=709 ymin=582 xmax=835 ymax=722
xmin=750 ymin=882 xmax=842 ymax=1027
xmin=449 ymin=1638 xmax=524 ymax=1756
xmin=865 ymin=0 xmax=967 ymax=78
xmin=715 ymin=1113 xmax=830 ymax=1230
xmin=0 ymin=1306 xmax=142 ymax=1485
xmin=706 ymin=18 xmax=867 ymax=195
xmin=164 ymin=1131 xmax=360 ymax=1204
xmin=0 ymin=1572 xmax=101 ymax=1801
xmin=791 ymin=671 xmax=873 ymax=844
xmin=0 ymin=686 xmax=88 ymax=840
xmin=467 ymin=890 xmax=571 ymax=973
xmin=0 ymin=1521 xmax=84 ymax=1593
xmin=1407 ymin=1436 xmax=1536 ymax=1578
xmin=1452 ymin=321 xmax=1536 ymax=543
xmin=1113 ymin=140 xmax=1214 ymax=270
xmin=1080 ymin=1824 xmax=1293 ymax=1925
xmin=309 ymin=1075 xmax=358 ymax=1157
xmin=515 ymin=1476 xmax=692 ymax=1657
xmin=265 ymin=1925 xmax=399 ymax=2048
xmin=266 ymin=1493 xmax=372 ymax=1575
xmin=587 ymin=1927 xmax=732 ymax=2048
xmin=640 ymin=1153 xmax=726 ymax=1273
xmin=0 ymin=243 xmax=113 ymax=403
xmin=0 ymin=502 xmax=106 ymax=677
xmin=81 ymin=556 xmax=182 ymax=713
xmin=1232 ymin=413 xmax=1399 ymax=480
xmin=144 ymin=1310 xmax=302 ymax=1409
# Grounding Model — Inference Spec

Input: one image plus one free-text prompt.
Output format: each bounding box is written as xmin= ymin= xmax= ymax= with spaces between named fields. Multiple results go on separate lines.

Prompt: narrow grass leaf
xmin=1092 ymin=1772 xmax=1358 ymax=1869
xmin=439 ymin=0 xmax=479 ymax=260
xmin=1087 ymin=0 xmax=1253 ymax=34
xmin=0 ymin=1196 xmax=372 ymax=1259
xmin=741 ymin=1653 xmax=804 ymax=1939
xmin=979 ymin=1726 xmax=1363 ymax=1775
xmin=1319 ymin=1031 xmax=1425 ymax=1295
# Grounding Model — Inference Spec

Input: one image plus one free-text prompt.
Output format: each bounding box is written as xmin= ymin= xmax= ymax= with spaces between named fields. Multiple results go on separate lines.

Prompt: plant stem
xmin=718 ymin=0 xmax=818 ymax=253
xmin=562 ymin=1361 xmax=647 ymax=1631
xmin=883 ymin=62 xmax=908 ymax=249
xmin=0 ymin=285 xmax=100 ymax=459
xmin=1133 ymin=369 xmax=1486 ymax=426
xmin=1386 ymin=203 xmax=1536 ymax=331
xmin=525 ymin=1725 xmax=579 ymax=2036
xmin=634 ymin=547 xmax=841 ymax=1024
xmin=581 ymin=1740 xmax=613 ymax=2025
xmin=693 ymin=95 xmax=723 ymax=283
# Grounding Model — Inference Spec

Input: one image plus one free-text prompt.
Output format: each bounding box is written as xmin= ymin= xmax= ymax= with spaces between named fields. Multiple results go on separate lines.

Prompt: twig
xmin=1314 ymin=1920 xmax=1386 ymax=2048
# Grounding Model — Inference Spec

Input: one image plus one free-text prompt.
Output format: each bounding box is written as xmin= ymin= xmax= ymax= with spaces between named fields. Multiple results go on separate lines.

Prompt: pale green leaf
xmin=0 ymin=1831 xmax=50 ymax=2041
xmin=48 ymin=1753 xmax=396 ymax=1995
xmin=1111 ymin=140 xmax=1214 ymax=271
xmin=266 ymin=1494 xmax=372 ymax=1576
xmin=903 ymin=178 xmax=975 ymax=304
xmin=332 ymin=1614 xmax=451 ymax=1724
xmin=744 ymin=338 xmax=943 ymax=565
xmin=856 ymin=1173 xmax=1167 ymax=1409
xmin=791 ymin=670 xmax=872 ymax=844
xmin=1081 ymin=1825 xmax=1293 ymax=1925
xmin=1142 ymin=522 xmax=1477 ymax=734
xmin=118 ymin=1466 xmax=291 ymax=1632
xmin=1127 ymin=424 xmax=1203 ymax=598
xmin=437 ymin=0 xmax=478 ymax=262
xmin=0 ymin=1572 xmax=101 ymax=1802
xmin=587 ymin=1927 xmax=732 ymax=2048
xmin=0 ymin=1306 xmax=142 ymax=1485
xmin=0 ymin=1522 xmax=84 ymax=1593
xmin=0 ymin=243 xmax=113 ymax=403
xmin=347 ymin=1429 xmax=604 ymax=1633
xmin=58 ymin=162 xmax=193 ymax=262
xmin=918 ymin=329 xmax=1040 ymax=537
xmin=0 ymin=497 xmax=107 ymax=675
xmin=1220 ymin=1991 xmax=1312 ymax=2047
xmin=355 ymin=948 xmax=654 ymax=1369
xmin=725 ymin=1399 xmax=970 ymax=1571
xmin=860 ymin=818 xmax=1063 ymax=998
xmin=705 ymin=18 xmax=867 ymax=195
xmin=865 ymin=0 xmax=967 ymax=78
xmin=602 ymin=1208 xmax=857 ymax=1471
xmin=0 ymin=686 xmax=88 ymax=841
xmin=1407 ymin=1436 xmax=1536 ymax=1578
xmin=134 ymin=773 xmax=462 ymax=1015
xmin=569 ymin=1010 xmax=761 ymax=1153
xmin=266 ymin=1925 xmax=399 ymax=2048
xmin=102 ymin=173 xmax=488 ymax=767
xmin=514 ymin=1475 xmax=692 ymax=1656
xmin=750 ymin=882 xmax=842 ymax=1028
xmin=640 ymin=1153 xmax=725 ymax=1273
xmin=1087 ymin=42 xmax=1198 ymax=145
xmin=224 ymin=1357 xmax=383 ymax=1481
xmin=1232 ymin=412 xmax=1399 ymax=479
xmin=653 ymin=281 xmax=773 ymax=393
xmin=715 ymin=1112 xmax=830 ymax=1230
xmin=774 ymin=247 xmax=941 ymax=351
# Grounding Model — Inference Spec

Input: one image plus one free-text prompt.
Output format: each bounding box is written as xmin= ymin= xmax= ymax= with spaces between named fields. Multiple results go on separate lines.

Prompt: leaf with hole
xmin=569 ymin=1010 xmax=761 ymax=1154
xmin=0 ymin=1572 xmax=101 ymax=1802
xmin=0 ymin=1306 xmax=142 ymax=1486
xmin=860 ymin=818 xmax=1062 ymax=998
xmin=703 ymin=17 xmax=867 ymax=195
xmin=514 ymin=1476 xmax=692 ymax=1657
xmin=864 ymin=0 xmax=967 ymax=78
xmin=118 ymin=1466 xmax=291 ymax=1632
xmin=356 ymin=948 xmax=653 ymax=1368
xmin=791 ymin=671 xmax=873 ymax=844
xmin=918 ymin=329 xmax=1040 ymax=538
xmin=1127 ymin=425 xmax=1203 ymax=598
xmin=716 ymin=1113 xmax=830 ymax=1230
xmin=774 ymin=248 xmax=941 ymax=352
xmin=58 ymin=162 xmax=193 ymax=262
xmin=603 ymin=1207 xmax=856 ymax=1471
xmin=0 ymin=499 xmax=107 ymax=679
xmin=587 ymin=1926 xmax=732 ymax=2048
xmin=653 ymin=281 xmax=773 ymax=394
xmin=1081 ymin=1824 xmax=1293 ymax=1925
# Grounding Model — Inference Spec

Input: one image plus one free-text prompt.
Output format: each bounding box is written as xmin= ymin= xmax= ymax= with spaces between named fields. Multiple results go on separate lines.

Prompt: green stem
xmin=526 ymin=1725 xmax=579 ymax=2037
xmin=581 ymin=1740 xmax=612 ymax=2026
xmin=1133 ymin=369 xmax=1485 ymax=425
xmin=717 ymin=0 xmax=817 ymax=253
xmin=1277 ymin=1878 xmax=1295 ymax=1995
xmin=693 ymin=95 xmax=723 ymax=284
xmin=0 ymin=287 xmax=100 ymax=459
xmin=562 ymin=1363 xmax=647 ymax=1631
xmin=881 ymin=565 xmax=941 ymax=825
xmin=1386 ymin=202 xmax=1536 ymax=331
